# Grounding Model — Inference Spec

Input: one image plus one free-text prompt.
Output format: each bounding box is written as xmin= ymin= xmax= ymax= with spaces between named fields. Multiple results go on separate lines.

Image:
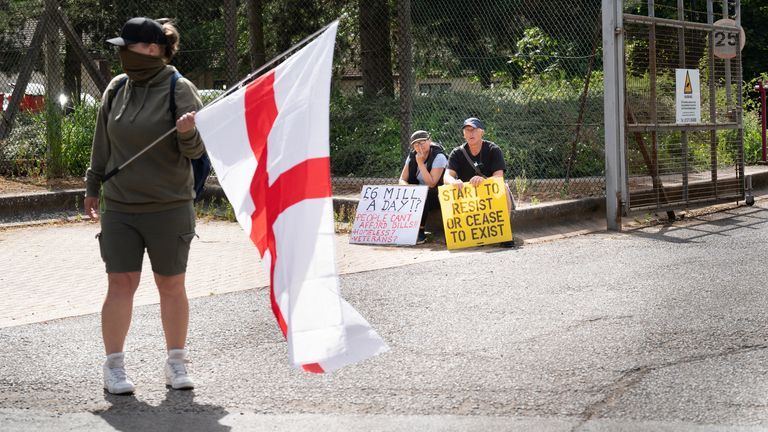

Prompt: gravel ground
xmin=4 ymin=177 xmax=768 ymax=431
xmin=2 ymin=202 xmax=768 ymax=431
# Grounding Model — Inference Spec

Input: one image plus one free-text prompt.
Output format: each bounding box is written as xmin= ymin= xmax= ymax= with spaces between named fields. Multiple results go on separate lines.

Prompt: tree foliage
xmin=411 ymin=0 xmax=520 ymax=88
xmin=0 ymin=0 xmax=43 ymax=73
xmin=359 ymin=0 xmax=393 ymax=98
xmin=740 ymin=0 xmax=768 ymax=83
xmin=411 ymin=0 xmax=600 ymax=88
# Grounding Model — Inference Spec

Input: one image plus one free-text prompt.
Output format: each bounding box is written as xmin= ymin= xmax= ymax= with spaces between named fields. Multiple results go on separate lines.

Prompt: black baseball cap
xmin=462 ymin=117 xmax=485 ymax=129
xmin=107 ymin=17 xmax=168 ymax=46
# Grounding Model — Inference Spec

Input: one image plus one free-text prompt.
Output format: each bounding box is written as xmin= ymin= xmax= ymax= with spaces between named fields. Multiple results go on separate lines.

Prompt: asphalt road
xmin=3 ymin=202 xmax=768 ymax=431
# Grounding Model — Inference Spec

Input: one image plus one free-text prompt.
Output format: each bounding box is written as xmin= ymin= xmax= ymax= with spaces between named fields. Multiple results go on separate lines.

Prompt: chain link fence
xmin=0 ymin=0 xmax=605 ymax=203
xmin=407 ymin=0 xmax=604 ymax=203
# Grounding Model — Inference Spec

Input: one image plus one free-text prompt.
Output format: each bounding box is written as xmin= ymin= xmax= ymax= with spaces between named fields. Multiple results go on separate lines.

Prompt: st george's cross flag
xmin=195 ymin=21 xmax=389 ymax=373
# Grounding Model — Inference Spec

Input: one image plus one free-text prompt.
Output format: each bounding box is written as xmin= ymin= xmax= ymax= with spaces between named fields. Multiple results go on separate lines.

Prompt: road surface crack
xmin=571 ymin=343 xmax=768 ymax=431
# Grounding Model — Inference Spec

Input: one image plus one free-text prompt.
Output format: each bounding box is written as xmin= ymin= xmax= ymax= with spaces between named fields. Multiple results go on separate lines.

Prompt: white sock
xmin=105 ymin=352 xmax=125 ymax=368
xmin=167 ymin=348 xmax=188 ymax=363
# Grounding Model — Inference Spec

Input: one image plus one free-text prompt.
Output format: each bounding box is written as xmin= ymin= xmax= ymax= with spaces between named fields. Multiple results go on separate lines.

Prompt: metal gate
xmin=622 ymin=0 xmax=743 ymax=210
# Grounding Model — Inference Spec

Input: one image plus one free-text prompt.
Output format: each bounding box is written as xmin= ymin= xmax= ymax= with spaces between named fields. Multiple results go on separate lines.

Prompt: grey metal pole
xmin=44 ymin=0 xmax=63 ymax=178
xmin=736 ymin=0 xmax=745 ymax=198
xmin=617 ymin=1 xmax=628 ymax=216
xmin=707 ymin=0 xmax=718 ymax=196
xmin=678 ymin=0 xmax=689 ymax=204
xmin=602 ymin=0 xmax=625 ymax=230
xmin=723 ymin=0 xmax=732 ymax=108
xmin=649 ymin=0 xmax=659 ymax=205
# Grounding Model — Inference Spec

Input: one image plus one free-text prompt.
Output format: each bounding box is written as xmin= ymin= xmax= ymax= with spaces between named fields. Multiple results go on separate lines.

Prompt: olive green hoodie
xmin=85 ymin=65 xmax=205 ymax=213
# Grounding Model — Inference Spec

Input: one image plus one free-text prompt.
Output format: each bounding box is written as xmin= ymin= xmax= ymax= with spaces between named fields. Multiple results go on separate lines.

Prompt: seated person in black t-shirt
xmin=399 ymin=130 xmax=447 ymax=244
xmin=444 ymin=117 xmax=517 ymax=246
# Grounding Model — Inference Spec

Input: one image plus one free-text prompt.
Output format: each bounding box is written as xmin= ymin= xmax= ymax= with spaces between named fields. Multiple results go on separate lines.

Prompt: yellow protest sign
xmin=438 ymin=177 xmax=512 ymax=250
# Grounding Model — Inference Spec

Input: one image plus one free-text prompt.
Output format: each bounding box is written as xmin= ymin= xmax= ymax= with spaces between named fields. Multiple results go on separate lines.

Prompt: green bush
xmin=2 ymin=113 xmax=47 ymax=160
xmin=60 ymin=102 xmax=99 ymax=176
xmin=743 ymin=109 xmax=763 ymax=164
xmin=1 ymin=102 xmax=97 ymax=177
xmin=742 ymin=76 xmax=766 ymax=165
xmin=5 ymin=73 xmax=760 ymax=184
xmin=330 ymin=79 xmax=606 ymax=180
xmin=330 ymin=95 xmax=402 ymax=177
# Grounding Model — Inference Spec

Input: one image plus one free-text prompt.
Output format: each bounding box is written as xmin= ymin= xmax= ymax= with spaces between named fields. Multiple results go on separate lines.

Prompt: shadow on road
xmin=625 ymin=207 xmax=768 ymax=244
xmin=97 ymin=389 xmax=231 ymax=432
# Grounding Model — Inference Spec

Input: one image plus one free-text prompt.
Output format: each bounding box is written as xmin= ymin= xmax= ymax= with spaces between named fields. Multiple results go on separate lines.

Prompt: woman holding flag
xmin=84 ymin=17 xmax=204 ymax=394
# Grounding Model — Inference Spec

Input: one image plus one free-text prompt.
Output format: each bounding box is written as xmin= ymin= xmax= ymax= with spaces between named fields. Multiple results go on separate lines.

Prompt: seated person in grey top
xmin=398 ymin=130 xmax=447 ymax=244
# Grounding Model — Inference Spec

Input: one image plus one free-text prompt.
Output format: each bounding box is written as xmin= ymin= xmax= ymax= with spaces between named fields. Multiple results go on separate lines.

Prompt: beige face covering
xmin=118 ymin=48 xmax=166 ymax=82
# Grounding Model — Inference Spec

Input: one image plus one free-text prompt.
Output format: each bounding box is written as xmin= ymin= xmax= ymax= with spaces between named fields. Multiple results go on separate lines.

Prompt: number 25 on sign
xmin=712 ymin=18 xmax=745 ymax=60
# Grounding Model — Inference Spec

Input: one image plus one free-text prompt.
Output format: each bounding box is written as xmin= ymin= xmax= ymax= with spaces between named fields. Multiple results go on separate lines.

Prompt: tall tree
xmin=411 ymin=0 xmax=520 ymax=88
xmin=246 ymin=0 xmax=266 ymax=70
xmin=44 ymin=0 xmax=63 ymax=178
xmin=0 ymin=0 xmax=43 ymax=73
xmin=271 ymin=0 xmax=325 ymax=52
xmin=740 ymin=0 xmax=768 ymax=82
xmin=359 ymin=0 xmax=393 ymax=98
xmin=223 ymin=0 xmax=238 ymax=87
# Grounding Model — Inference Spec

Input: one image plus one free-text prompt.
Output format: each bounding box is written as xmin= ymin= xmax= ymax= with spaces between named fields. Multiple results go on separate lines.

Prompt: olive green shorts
xmin=97 ymin=202 xmax=196 ymax=276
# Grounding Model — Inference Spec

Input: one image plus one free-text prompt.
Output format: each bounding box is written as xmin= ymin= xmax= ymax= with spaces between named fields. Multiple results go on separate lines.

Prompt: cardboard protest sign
xmin=350 ymin=185 xmax=428 ymax=245
xmin=438 ymin=177 xmax=512 ymax=249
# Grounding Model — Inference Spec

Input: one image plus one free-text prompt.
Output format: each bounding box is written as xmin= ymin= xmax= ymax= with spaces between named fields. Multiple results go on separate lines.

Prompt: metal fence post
xmin=735 ymin=0 xmax=745 ymax=195
xmin=757 ymin=80 xmax=767 ymax=163
xmin=602 ymin=0 xmax=625 ymax=230
xmin=44 ymin=0 xmax=63 ymax=178
xmin=677 ymin=0 xmax=689 ymax=203
xmin=708 ymin=0 xmax=719 ymax=192
xmin=397 ymin=0 xmax=413 ymax=162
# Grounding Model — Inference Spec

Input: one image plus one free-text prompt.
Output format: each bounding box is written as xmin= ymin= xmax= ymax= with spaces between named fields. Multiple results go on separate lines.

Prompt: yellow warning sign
xmin=684 ymin=71 xmax=693 ymax=94
xmin=676 ymin=69 xmax=701 ymax=123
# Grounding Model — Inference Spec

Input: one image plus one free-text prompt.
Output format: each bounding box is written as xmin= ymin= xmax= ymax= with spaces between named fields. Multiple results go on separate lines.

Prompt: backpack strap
xmin=107 ymin=76 xmax=128 ymax=113
xmin=169 ymin=71 xmax=181 ymax=120
xmin=460 ymin=144 xmax=485 ymax=178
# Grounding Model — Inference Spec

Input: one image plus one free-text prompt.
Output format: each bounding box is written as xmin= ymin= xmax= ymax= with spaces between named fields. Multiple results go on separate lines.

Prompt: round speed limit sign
xmin=712 ymin=18 xmax=745 ymax=60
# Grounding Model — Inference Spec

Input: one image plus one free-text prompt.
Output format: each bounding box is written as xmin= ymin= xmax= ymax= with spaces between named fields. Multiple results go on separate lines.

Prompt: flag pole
xmin=102 ymin=17 xmax=343 ymax=183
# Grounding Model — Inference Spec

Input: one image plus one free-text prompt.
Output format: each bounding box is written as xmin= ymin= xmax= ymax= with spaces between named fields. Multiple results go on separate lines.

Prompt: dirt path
xmin=0 ymin=176 xmax=83 ymax=196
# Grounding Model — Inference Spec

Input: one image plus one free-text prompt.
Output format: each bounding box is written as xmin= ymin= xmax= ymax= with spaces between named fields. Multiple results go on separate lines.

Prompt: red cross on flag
xmin=195 ymin=21 xmax=389 ymax=373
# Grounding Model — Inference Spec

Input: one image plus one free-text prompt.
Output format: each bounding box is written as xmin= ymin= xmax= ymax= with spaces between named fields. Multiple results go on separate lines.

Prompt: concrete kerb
xmin=4 ymin=167 xmax=767 ymax=225
xmin=0 ymin=184 xmax=609 ymax=241
xmin=0 ymin=189 xmax=85 ymax=221
xmin=200 ymin=184 xmax=610 ymax=236
xmin=747 ymin=169 xmax=768 ymax=189
xmin=7 ymin=180 xmax=765 ymax=247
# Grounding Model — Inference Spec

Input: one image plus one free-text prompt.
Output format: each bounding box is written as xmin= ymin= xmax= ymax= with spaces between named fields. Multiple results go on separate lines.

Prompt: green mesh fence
xmin=0 ymin=0 xmax=605 ymax=202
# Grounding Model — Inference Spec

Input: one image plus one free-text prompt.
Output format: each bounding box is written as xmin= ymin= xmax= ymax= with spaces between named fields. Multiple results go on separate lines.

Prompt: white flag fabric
xmin=195 ymin=21 xmax=389 ymax=373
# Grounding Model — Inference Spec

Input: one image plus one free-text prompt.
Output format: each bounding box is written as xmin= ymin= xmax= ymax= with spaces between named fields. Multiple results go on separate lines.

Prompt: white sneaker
xmin=103 ymin=352 xmax=135 ymax=395
xmin=164 ymin=348 xmax=194 ymax=390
